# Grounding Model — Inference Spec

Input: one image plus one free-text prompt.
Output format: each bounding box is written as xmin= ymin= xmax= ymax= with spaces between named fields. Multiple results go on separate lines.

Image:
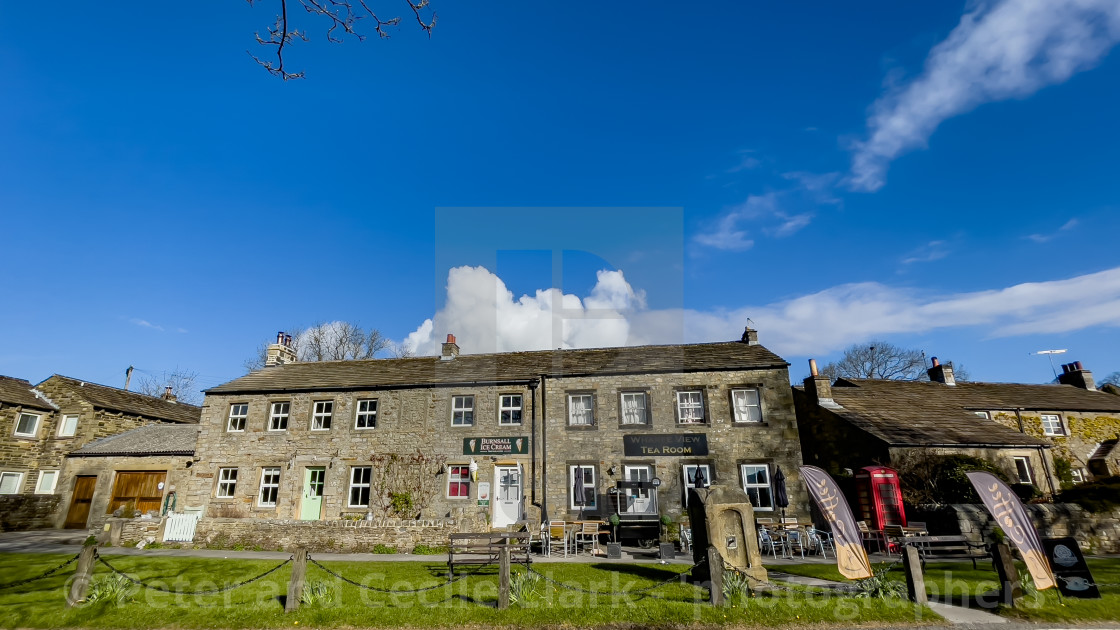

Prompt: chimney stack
xmin=1058 ymin=361 xmax=1096 ymax=391
xmin=740 ymin=325 xmax=759 ymax=345
xmin=161 ymin=386 xmax=177 ymax=402
xmin=803 ymin=359 xmax=834 ymax=406
xmin=441 ymin=334 xmax=460 ymax=361
xmin=927 ymin=356 xmax=956 ymax=386
xmin=265 ymin=330 xmax=298 ymax=367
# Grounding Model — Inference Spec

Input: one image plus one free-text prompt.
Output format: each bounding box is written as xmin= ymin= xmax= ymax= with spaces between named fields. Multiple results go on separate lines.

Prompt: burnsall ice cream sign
xmin=623 ymin=434 xmax=709 ymax=456
xmin=463 ymin=437 xmax=529 ymax=455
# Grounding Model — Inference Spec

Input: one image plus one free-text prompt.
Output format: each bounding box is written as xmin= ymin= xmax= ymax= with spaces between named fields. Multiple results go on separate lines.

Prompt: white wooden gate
xmin=163 ymin=513 xmax=201 ymax=542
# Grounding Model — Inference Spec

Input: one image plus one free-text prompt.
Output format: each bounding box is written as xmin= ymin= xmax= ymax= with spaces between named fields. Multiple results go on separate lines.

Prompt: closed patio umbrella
xmin=572 ymin=470 xmax=586 ymax=520
xmin=773 ymin=466 xmax=789 ymax=522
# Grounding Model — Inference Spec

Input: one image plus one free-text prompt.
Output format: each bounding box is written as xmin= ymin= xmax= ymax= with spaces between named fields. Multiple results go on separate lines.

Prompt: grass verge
xmin=0 ymin=552 xmax=935 ymax=628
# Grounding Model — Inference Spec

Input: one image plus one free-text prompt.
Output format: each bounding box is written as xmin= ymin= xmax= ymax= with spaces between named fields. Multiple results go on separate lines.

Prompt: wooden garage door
xmin=108 ymin=472 xmax=166 ymax=515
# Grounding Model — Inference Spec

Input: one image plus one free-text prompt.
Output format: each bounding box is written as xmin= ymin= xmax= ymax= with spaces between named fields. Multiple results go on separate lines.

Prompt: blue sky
xmin=1 ymin=0 xmax=1118 ymax=394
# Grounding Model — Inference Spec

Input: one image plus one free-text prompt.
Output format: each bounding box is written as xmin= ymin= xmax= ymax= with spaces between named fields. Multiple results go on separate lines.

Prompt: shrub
xmin=509 ymin=570 xmax=541 ymax=605
xmin=389 ymin=492 xmax=414 ymax=518
xmin=371 ymin=544 xmax=397 ymax=554
xmin=1053 ymin=457 xmax=1075 ymax=490
xmin=300 ymin=580 xmax=335 ymax=606
xmin=84 ymin=575 xmax=137 ymax=605
xmin=411 ymin=544 xmax=447 ymax=555
xmin=1059 ymin=475 xmax=1120 ymax=513
xmin=854 ymin=564 xmax=906 ymax=599
xmin=893 ymin=451 xmax=1011 ymax=506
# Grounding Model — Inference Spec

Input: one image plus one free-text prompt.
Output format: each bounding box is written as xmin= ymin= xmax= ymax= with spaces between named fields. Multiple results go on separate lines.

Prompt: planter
xmin=659 ymin=542 xmax=676 ymax=560
xmin=606 ymin=542 xmax=622 ymax=559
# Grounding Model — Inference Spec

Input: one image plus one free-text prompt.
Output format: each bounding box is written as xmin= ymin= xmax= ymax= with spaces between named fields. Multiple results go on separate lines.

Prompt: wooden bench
xmin=448 ymin=532 xmax=531 ymax=576
xmin=905 ymin=535 xmax=991 ymax=569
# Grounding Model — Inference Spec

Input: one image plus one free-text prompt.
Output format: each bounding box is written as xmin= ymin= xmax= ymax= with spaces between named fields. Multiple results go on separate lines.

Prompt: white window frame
xmin=348 ymin=466 xmax=372 ymax=508
xmin=355 ymin=399 xmax=378 ymax=429
xmin=0 ymin=472 xmax=22 ymax=494
xmin=569 ymin=465 xmax=597 ymax=510
xmin=257 ymin=467 xmax=281 ymax=507
xmin=1013 ymin=456 xmax=1034 ymax=485
xmin=58 ymin=414 xmax=79 ymax=437
xmin=35 ymin=470 xmax=58 ymax=494
xmin=676 ymin=391 xmax=705 ymax=424
xmin=973 ymin=411 xmax=991 ymax=420
xmin=682 ymin=464 xmax=711 ymax=505
xmin=620 ymin=392 xmax=648 ymax=425
xmin=451 ymin=395 xmax=474 ymax=427
xmin=731 ymin=389 xmax=763 ymax=423
xmin=216 ymin=468 xmax=238 ymax=498
xmin=268 ymin=402 xmax=290 ymax=431
xmin=498 ymin=394 xmax=523 ymax=426
xmin=14 ymin=413 xmax=40 ymax=438
xmin=568 ymin=394 xmax=594 ymax=426
xmin=447 ymin=464 xmax=471 ymax=499
xmin=1071 ymin=468 xmax=1085 ymax=484
xmin=311 ymin=401 xmax=333 ymax=431
xmin=1040 ymin=414 xmax=1064 ymax=437
xmin=227 ymin=404 xmax=248 ymax=432
xmin=740 ymin=464 xmax=773 ymax=511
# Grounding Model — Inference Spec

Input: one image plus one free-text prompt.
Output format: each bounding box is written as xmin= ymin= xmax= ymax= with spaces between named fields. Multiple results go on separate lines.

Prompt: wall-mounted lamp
xmin=607 ymin=465 xmax=617 ymax=476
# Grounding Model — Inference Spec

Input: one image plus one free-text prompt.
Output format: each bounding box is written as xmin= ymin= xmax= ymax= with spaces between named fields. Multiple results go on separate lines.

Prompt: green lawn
xmin=777 ymin=557 xmax=1120 ymax=622
xmin=0 ymin=553 xmax=935 ymax=628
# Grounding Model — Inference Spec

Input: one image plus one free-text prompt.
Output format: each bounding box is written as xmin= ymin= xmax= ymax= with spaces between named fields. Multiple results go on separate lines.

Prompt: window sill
xmin=566 ymin=424 xmax=597 ymax=431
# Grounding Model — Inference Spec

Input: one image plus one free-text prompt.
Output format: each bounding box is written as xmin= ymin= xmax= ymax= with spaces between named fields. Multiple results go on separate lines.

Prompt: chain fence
xmin=526 ymin=559 xmax=708 ymax=600
xmin=307 ymin=554 xmax=488 ymax=593
xmin=0 ymin=552 xmax=83 ymax=590
xmin=94 ymin=551 xmax=292 ymax=595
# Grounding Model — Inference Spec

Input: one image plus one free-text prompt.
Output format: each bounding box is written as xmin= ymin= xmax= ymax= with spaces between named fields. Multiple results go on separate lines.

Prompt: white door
xmin=624 ymin=465 xmax=652 ymax=514
xmin=492 ymin=466 xmax=522 ymax=528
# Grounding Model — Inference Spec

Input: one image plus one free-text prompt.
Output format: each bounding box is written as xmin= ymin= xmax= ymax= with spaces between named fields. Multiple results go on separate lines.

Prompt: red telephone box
xmin=855 ymin=466 xmax=907 ymax=530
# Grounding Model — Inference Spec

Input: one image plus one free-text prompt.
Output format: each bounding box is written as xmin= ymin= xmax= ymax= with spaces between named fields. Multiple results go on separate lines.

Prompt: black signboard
xmin=463 ymin=436 xmax=529 ymax=456
xmin=623 ymin=434 xmax=709 ymax=456
xmin=1042 ymin=537 xmax=1100 ymax=599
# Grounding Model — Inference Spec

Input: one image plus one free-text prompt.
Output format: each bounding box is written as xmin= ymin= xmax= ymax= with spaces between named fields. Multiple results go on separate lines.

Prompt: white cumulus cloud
xmin=404 ymin=265 xmax=1120 ymax=360
xmin=850 ymin=0 xmax=1120 ymax=192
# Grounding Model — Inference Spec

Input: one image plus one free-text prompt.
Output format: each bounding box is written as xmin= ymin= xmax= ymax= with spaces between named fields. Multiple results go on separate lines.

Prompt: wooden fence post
xmin=285 ymin=549 xmax=307 ymax=613
xmin=66 ymin=545 xmax=97 ymax=607
xmin=498 ymin=544 xmax=511 ymax=610
xmin=707 ymin=546 xmax=725 ymax=606
xmin=992 ymin=543 xmax=1021 ymax=607
xmin=902 ymin=544 xmax=927 ymax=604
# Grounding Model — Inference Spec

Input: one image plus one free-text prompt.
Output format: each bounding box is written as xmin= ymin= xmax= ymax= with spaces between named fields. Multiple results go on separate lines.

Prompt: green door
xmin=300 ymin=468 xmax=325 ymax=520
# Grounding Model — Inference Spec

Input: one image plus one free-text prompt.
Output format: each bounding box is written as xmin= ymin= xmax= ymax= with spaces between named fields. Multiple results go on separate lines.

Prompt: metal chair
xmin=806 ymin=527 xmax=834 ymax=558
xmin=679 ymin=526 xmax=692 ymax=553
xmin=757 ymin=527 xmax=781 ymax=558
xmin=785 ymin=529 xmax=806 ymax=559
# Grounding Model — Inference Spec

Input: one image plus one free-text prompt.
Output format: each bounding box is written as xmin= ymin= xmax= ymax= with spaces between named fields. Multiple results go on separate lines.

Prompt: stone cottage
xmin=795 ymin=357 xmax=1120 ymax=498
xmin=0 ymin=374 xmax=200 ymax=530
xmin=183 ymin=329 xmax=808 ymax=548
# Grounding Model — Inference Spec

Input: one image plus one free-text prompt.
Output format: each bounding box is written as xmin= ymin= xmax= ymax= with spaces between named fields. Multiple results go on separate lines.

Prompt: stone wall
xmin=0 ymin=494 xmax=61 ymax=531
xmin=989 ymin=409 xmax=1120 ymax=480
xmin=194 ymin=517 xmax=458 ymax=552
xmin=912 ymin=503 xmax=1120 ymax=554
xmin=186 ymin=362 xmax=808 ymax=531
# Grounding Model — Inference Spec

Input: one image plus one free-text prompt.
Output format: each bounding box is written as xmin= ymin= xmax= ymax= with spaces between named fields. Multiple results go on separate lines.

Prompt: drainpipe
xmin=528 ymin=377 xmax=540 ymax=509
xmin=539 ymin=374 xmax=548 ymax=523
xmin=1014 ymin=408 xmax=1025 ymax=434
xmin=1039 ymin=445 xmax=1057 ymax=497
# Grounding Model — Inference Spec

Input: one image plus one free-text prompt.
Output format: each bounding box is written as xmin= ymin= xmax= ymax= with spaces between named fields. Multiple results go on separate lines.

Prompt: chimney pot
xmin=931 ymin=357 xmax=940 ymax=367
xmin=809 ymin=358 xmax=819 ymax=376
xmin=741 ymin=326 xmax=759 ymax=345
xmin=441 ymin=333 xmax=460 ymax=361
xmin=277 ymin=331 xmax=284 ymax=344
xmin=1058 ymin=361 xmax=1096 ymax=390
xmin=447 ymin=334 xmax=456 ymax=344
xmin=928 ymin=358 xmax=956 ymax=386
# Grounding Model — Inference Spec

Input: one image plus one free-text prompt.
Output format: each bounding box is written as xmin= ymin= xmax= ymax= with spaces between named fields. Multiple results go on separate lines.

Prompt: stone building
xmin=183 ymin=330 xmax=808 ymax=545
xmin=0 ymin=374 xmax=200 ymax=530
xmin=794 ymin=357 xmax=1120 ymax=497
xmin=59 ymin=424 xmax=199 ymax=530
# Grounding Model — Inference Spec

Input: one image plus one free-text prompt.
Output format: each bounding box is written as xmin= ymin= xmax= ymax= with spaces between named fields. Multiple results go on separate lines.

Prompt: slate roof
xmin=207 ymin=341 xmax=789 ymax=394
xmin=46 ymin=376 xmax=201 ymax=424
xmin=69 ymin=424 xmax=199 ymax=457
xmin=797 ymin=378 xmax=1056 ymax=448
xmin=833 ymin=378 xmax=1120 ymax=413
xmin=0 ymin=375 xmax=56 ymax=411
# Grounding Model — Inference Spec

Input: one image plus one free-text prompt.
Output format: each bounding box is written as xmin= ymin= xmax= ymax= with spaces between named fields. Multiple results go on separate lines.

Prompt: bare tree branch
xmin=247 ymin=0 xmax=435 ymax=79
xmin=134 ymin=368 xmax=201 ymax=405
